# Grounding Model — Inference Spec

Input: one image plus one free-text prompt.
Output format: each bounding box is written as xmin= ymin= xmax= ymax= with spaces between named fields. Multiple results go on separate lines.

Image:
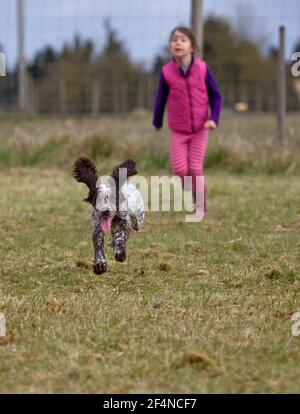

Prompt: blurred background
xmin=0 ymin=0 xmax=299 ymax=174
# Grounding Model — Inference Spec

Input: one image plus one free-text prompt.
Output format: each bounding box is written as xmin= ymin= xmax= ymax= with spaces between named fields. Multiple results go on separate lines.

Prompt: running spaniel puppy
xmin=73 ymin=157 xmax=144 ymax=275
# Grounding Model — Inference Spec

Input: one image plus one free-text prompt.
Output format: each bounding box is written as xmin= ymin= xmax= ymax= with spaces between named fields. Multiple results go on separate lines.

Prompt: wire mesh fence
xmin=0 ymin=0 xmax=299 ymax=114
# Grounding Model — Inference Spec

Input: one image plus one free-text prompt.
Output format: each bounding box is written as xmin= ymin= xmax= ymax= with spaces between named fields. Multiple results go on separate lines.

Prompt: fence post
xmin=191 ymin=0 xmax=204 ymax=58
xmin=146 ymin=75 xmax=154 ymax=110
xmin=17 ymin=0 xmax=27 ymax=113
xmin=59 ymin=77 xmax=67 ymax=113
xmin=277 ymin=26 xmax=286 ymax=141
xmin=137 ymin=74 xmax=145 ymax=108
xmin=120 ymin=81 xmax=129 ymax=112
xmin=92 ymin=80 xmax=101 ymax=115
xmin=255 ymin=83 xmax=263 ymax=112
xmin=27 ymin=74 xmax=35 ymax=114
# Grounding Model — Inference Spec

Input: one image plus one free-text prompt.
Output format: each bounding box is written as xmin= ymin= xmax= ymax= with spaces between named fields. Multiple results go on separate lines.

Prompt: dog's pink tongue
xmin=100 ymin=217 xmax=112 ymax=233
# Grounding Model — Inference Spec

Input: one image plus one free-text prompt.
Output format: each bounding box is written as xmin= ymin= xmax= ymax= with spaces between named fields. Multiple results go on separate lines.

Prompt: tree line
xmin=0 ymin=16 xmax=299 ymax=113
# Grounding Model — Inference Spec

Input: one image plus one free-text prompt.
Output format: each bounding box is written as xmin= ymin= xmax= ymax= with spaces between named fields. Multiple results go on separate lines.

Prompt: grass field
xmin=0 ymin=164 xmax=299 ymax=393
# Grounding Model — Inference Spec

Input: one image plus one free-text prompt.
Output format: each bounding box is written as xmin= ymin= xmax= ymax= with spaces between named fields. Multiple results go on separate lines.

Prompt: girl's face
xmin=170 ymin=30 xmax=194 ymax=59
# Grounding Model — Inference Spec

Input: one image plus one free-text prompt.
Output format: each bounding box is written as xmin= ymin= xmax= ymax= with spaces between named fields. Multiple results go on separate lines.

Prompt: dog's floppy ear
xmin=111 ymin=159 xmax=137 ymax=183
xmin=73 ymin=157 xmax=98 ymax=204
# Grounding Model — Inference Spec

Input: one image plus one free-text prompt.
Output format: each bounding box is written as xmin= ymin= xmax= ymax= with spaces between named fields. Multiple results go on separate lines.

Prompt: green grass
xmin=0 ymin=168 xmax=299 ymax=393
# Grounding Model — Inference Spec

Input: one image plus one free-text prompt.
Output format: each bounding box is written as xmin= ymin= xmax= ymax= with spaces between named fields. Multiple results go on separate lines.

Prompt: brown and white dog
xmin=73 ymin=157 xmax=144 ymax=275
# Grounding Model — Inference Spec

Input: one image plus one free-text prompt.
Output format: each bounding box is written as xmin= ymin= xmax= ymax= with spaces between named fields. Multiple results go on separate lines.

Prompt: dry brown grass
xmin=0 ymin=110 xmax=300 ymax=174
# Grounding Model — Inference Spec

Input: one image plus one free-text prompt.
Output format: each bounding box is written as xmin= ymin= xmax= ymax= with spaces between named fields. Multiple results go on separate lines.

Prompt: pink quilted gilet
xmin=162 ymin=58 xmax=209 ymax=134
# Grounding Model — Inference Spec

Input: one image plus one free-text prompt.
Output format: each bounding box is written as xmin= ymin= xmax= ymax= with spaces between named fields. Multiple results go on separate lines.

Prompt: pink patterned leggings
xmin=170 ymin=128 xmax=209 ymax=199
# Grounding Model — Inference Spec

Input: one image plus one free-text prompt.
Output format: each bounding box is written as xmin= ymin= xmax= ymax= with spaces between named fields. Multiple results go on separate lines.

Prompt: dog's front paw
xmin=93 ymin=261 xmax=107 ymax=275
xmin=115 ymin=247 xmax=126 ymax=262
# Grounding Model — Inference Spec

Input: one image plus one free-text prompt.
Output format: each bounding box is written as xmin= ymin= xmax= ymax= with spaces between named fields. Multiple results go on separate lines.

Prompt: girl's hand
xmin=204 ymin=120 xmax=217 ymax=130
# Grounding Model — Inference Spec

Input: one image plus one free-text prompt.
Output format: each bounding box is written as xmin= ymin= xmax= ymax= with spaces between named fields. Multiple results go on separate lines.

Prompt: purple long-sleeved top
xmin=153 ymin=56 xmax=222 ymax=129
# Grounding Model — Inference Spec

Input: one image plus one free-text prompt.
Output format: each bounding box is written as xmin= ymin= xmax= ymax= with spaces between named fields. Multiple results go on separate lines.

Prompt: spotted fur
xmin=74 ymin=157 xmax=145 ymax=275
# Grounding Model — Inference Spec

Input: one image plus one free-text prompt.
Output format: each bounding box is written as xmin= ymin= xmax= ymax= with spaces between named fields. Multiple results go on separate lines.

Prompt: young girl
xmin=153 ymin=27 xmax=222 ymax=216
